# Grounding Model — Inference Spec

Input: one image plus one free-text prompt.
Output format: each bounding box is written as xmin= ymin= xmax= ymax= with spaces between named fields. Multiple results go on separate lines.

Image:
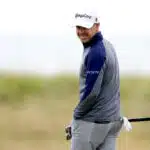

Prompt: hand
xmin=65 ymin=125 xmax=72 ymax=140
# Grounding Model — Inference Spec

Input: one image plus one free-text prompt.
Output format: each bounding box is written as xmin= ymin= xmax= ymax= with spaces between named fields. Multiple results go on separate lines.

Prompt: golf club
xmin=128 ymin=117 xmax=150 ymax=122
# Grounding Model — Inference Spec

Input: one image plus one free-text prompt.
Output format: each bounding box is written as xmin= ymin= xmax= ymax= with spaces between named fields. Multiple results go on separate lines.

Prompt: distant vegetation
xmin=0 ymin=73 xmax=78 ymax=104
xmin=0 ymin=73 xmax=149 ymax=150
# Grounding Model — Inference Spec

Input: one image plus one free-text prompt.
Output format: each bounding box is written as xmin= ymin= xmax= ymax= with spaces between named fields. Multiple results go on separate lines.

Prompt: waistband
xmin=94 ymin=117 xmax=123 ymax=124
xmin=94 ymin=120 xmax=111 ymax=124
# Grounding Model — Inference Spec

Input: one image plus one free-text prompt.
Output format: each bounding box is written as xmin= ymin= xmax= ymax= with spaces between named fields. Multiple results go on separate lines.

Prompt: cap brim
xmin=72 ymin=19 xmax=94 ymax=29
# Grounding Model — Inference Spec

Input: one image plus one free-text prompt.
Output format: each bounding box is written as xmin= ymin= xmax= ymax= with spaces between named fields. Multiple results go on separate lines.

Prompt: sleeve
xmin=74 ymin=48 xmax=106 ymax=119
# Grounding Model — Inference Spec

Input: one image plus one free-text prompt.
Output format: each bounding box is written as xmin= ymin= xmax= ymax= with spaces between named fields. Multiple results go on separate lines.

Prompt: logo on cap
xmin=75 ymin=13 xmax=92 ymax=19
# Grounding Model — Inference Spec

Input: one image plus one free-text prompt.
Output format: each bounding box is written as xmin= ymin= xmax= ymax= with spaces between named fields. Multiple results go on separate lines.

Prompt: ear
xmin=95 ymin=23 xmax=100 ymax=31
xmin=96 ymin=23 xmax=100 ymax=28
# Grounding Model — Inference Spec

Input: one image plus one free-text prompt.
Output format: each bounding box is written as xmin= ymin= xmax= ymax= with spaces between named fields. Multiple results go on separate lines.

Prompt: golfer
xmin=65 ymin=9 xmax=132 ymax=150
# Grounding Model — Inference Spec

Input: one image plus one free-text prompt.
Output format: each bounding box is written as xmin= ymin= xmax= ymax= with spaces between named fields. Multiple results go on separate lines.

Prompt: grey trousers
xmin=71 ymin=119 xmax=123 ymax=150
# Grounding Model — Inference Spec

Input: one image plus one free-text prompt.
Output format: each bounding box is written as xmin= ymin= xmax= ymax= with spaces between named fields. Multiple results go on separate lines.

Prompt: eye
xmin=76 ymin=26 xmax=82 ymax=30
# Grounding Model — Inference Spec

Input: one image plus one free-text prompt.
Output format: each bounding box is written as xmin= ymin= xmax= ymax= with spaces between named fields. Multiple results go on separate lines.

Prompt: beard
xmin=78 ymin=33 xmax=91 ymax=43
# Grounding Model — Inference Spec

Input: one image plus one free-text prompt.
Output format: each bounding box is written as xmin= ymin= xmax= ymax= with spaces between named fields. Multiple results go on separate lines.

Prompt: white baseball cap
xmin=73 ymin=9 xmax=100 ymax=29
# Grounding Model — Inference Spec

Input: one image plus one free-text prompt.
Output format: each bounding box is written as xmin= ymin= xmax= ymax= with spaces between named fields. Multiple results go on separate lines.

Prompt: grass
xmin=0 ymin=73 xmax=149 ymax=150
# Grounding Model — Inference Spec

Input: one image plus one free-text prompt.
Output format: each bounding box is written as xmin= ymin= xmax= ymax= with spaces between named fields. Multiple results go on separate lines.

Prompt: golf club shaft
xmin=128 ymin=117 xmax=150 ymax=122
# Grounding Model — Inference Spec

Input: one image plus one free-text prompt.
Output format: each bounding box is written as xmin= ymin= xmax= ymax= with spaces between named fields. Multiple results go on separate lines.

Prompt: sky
xmin=0 ymin=0 xmax=150 ymax=75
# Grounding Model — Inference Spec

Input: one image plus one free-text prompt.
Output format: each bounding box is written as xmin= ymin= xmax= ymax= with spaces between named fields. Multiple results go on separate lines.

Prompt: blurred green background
xmin=0 ymin=73 xmax=149 ymax=150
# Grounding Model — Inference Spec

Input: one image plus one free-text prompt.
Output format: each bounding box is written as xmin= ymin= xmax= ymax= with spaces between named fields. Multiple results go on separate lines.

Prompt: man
xmin=65 ymin=9 xmax=132 ymax=150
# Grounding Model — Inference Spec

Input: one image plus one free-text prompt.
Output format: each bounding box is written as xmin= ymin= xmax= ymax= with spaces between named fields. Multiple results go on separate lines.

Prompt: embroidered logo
xmin=75 ymin=13 xmax=92 ymax=19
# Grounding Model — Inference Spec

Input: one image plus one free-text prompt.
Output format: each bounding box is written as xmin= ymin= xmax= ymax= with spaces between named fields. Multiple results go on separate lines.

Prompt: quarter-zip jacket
xmin=74 ymin=32 xmax=121 ymax=122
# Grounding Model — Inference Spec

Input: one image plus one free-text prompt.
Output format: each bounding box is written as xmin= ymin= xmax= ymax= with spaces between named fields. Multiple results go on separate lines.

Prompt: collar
xmin=83 ymin=32 xmax=103 ymax=48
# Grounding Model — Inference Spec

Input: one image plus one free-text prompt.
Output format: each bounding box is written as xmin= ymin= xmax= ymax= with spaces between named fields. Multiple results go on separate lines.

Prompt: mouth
xmin=79 ymin=35 xmax=88 ymax=40
xmin=77 ymin=33 xmax=90 ymax=42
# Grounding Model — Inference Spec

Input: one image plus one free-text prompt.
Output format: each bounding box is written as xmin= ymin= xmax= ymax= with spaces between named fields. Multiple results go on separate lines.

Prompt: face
xmin=76 ymin=23 xmax=100 ymax=43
